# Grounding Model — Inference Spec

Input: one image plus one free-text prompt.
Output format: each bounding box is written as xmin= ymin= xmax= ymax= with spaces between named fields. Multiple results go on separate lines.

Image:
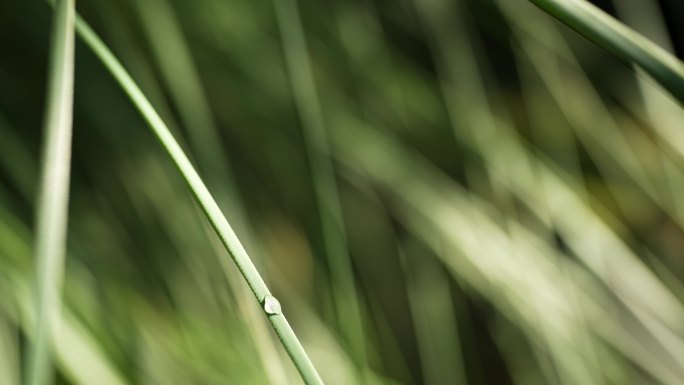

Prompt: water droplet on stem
xmin=263 ymin=295 xmax=282 ymax=315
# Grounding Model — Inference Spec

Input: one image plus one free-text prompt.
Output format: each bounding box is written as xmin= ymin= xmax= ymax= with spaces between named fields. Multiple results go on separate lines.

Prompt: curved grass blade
xmin=71 ymin=14 xmax=324 ymax=385
xmin=527 ymin=0 xmax=684 ymax=102
xmin=25 ymin=0 xmax=76 ymax=384
xmin=131 ymin=0 xmax=291 ymax=382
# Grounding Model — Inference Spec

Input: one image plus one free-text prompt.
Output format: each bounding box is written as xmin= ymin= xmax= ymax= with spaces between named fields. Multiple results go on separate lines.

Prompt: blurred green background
xmin=2 ymin=0 xmax=684 ymax=384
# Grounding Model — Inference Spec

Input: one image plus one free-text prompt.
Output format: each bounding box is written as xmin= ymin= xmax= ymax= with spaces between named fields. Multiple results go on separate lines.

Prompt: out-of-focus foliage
xmin=1 ymin=0 xmax=684 ymax=384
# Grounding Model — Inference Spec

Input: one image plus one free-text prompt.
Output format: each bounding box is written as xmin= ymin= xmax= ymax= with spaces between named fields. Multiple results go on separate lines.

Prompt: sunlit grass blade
xmin=72 ymin=14 xmax=323 ymax=385
xmin=26 ymin=0 xmax=76 ymax=384
xmin=527 ymin=0 xmax=684 ymax=102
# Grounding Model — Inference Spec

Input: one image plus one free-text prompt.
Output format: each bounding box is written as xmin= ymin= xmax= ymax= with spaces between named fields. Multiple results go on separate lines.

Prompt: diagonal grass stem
xmin=71 ymin=13 xmax=324 ymax=385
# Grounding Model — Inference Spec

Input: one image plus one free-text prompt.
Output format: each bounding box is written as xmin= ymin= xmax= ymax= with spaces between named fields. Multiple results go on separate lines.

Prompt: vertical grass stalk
xmin=72 ymin=15 xmax=324 ymax=385
xmin=26 ymin=0 xmax=76 ymax=384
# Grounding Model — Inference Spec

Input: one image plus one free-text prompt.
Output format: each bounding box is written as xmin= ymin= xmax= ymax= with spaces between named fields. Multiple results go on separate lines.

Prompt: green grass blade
xmin=72 ymin=15 xmax=324 ymax=385
xmin=272 ymin=0 xmax=367 ymax=369
xmin=527 ymin=0 xmax=684 ymax=102
xmin=131 ymin=1 xmax=291 ymax=382
xmin=25 ymin=0 xmax=76 ymax=384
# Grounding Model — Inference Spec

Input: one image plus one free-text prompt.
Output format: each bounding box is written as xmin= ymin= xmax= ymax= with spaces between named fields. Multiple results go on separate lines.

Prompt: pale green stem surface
xmin=71 ymin=13 xmax=324 ymax=385
xmin=272 ymin=0 xmax=367 ymax=369
xmin=26 ymin=0 xmax=76 ymax=384
xmin=133 ymin=0 xmax=291 ymax=382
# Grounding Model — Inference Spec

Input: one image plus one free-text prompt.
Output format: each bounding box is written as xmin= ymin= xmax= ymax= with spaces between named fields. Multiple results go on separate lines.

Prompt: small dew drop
xmin=263 ymin=295 xmax=282 ymax=316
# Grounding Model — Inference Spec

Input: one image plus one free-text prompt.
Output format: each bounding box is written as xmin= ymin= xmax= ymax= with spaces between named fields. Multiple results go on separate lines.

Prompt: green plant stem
xmin=527 ymin=0 xmax=684 ymax=102
xmin=132 ymin=1 xmax=291 ymax=382
xmin=26 ymin=1 xmax=76 ymax=385
xmin=272 ymin=0 xmax=367 ymax=369
xmin=72 ymin=14 xmax=323 ymax=385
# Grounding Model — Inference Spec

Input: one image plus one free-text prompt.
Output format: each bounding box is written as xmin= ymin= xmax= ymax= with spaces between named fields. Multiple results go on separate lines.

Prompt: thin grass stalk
xmin=527 ymin=0 xmax=684 ymax=102
xmin=132 ymin=1 xmax=291 ymax=382
xmin=25 ymin=0 xmax=76 ymax=384
xmin=272 ymin=0 xmax=367 ymax=370
xmin=71 ymin=15 xmax=323 ymax=385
